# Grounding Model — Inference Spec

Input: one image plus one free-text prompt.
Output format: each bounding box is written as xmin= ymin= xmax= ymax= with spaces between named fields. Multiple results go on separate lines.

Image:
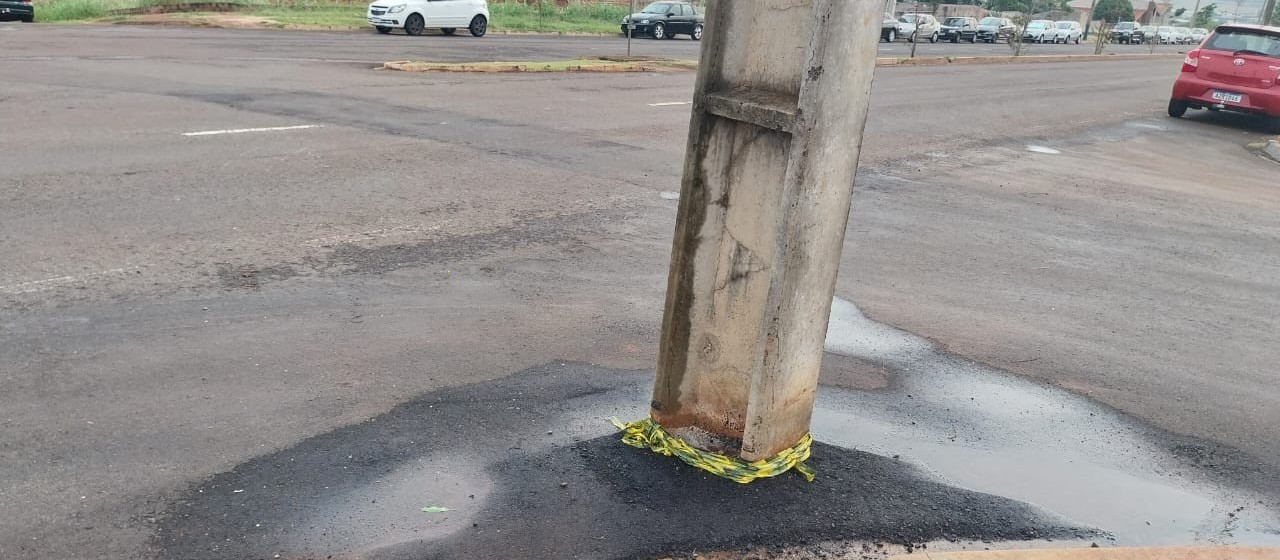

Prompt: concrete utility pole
xmin=651 ymin=0 xmax=881 ymax=461
xmin=1262 ymin=0 xmax=1277 ymax=24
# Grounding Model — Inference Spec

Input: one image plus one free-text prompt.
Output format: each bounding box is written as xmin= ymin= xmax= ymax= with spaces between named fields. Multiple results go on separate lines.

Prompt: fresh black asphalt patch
xmin=155 ymin=362 xmax=1095 ymax=560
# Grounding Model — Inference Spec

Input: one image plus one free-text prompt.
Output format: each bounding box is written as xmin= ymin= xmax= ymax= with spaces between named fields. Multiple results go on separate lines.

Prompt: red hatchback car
xmin=1169 ymin=24 xmax=1280 ymax=131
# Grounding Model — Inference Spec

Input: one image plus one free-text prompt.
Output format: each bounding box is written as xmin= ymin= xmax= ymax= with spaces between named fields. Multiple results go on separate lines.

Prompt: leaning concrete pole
xmin=652 ymin=0 xmax=882 ymax=461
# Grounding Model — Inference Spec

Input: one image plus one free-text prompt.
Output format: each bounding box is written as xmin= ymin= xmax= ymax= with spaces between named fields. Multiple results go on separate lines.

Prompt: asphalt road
xmin=2 ymin=24 xmax=1278 ymax=560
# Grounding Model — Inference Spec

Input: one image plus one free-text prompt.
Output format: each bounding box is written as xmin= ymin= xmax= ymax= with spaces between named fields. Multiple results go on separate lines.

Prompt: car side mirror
xmin=666 ymin=12 xmax=675 ymax=17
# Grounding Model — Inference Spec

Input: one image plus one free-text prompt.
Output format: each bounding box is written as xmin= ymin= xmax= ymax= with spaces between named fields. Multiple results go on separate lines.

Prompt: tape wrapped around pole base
xmin=609 ymin=417 xmax=815 ymax=484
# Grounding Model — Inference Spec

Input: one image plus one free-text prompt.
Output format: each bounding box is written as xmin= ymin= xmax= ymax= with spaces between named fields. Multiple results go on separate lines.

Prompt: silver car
xmin=899 ymin=13 xmax=941 ymax=43
xmin=1023 ymin=19 xmax=1055 ymax=43
xmin=1053 ymin=20 xmax=1082 ymax=44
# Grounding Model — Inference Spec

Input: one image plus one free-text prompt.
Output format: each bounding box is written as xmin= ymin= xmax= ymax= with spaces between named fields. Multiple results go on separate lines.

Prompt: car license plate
xmin=1212 ymin=91 xmax=1243 ymax=104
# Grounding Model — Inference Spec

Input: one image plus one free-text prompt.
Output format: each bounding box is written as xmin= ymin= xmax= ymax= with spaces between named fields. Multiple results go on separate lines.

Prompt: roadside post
xmin=627 ymin=0 xmax=635 ymax=57
xmin=638 ymin=0 xmax=882 ymax=472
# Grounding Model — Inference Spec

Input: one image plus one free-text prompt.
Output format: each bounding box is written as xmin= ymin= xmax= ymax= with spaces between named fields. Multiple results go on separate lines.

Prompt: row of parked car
xmin=878 ymin=14 xmax=1208 ymax=46
xmin=1109 ymin=22 xmax=1208 ymax=44
xmin=880 ymin=14 xmax=1086 ymax=44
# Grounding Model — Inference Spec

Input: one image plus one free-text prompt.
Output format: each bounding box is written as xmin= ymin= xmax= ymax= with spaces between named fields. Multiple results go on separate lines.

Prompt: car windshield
xmin=979 ymin=17 xmax=1001 ymax=25
xmin=1193 ymin=28 xmax=1207 ymax=34
xmin=945 ymin=18 xmax=967 ymax=25
xmin=900 ymin=14 xmax=920 ymax=23
xmin=1116 ymin=22 xmax=1135 ymax=30
xmin=1028 ymin=21 xmax=1047 ymax=28
xmin=1159 ymin=26 xmax=1173 ymax=32
xmin=1056 ymin=22 xmax=1072 ymax=29
xmin=1141 ymin=26 xmax=1156 ymax=32
xmin=1204 ymin=28 xmax=1280 ymax=58
xmin=640 ymin=2 xmax=674 ymax=14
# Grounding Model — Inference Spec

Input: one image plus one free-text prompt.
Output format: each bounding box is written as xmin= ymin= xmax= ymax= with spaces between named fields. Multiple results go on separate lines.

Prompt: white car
xmin=1022 ymin=19 xmax=1055 ymax=43
xmin=1173 ymin=26 xmax=1191 ymax=44
xmin=1189 ymin=27 xmax=1208 ymax=43
xmin=899 ymin=13 xmax=941 ymax=43
xmin=368 ymin=0 xmax=488 ymax=36
xmin=1053 ymin=20 xmax=1082 ymax=44
xmin=1156 ymin=26 xmax=1175 ymax=44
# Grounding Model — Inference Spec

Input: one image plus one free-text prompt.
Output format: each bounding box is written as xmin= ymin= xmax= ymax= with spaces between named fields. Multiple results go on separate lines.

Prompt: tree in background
xmin=1271 ymin=1 xmax=1279 ymax=25
xmin=1093 ymin=0 xmax=1133 ymax=23
xmin=1173 ymin=7 xmax=1187 ymax=16
xmin=1091 ymin=0 xmax=1133 ymax=53
xmin=987 ymin=0 xmax=1031 ymax=12
xmin=1193 ymin=3 xmax=1217 ymax=27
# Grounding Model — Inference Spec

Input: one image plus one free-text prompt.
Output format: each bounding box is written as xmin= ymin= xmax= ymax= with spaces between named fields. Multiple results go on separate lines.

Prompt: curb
xmin=876 ymin=53 xmax=1184 ymax=66
xmin=381 ymin=52 xmax=1182 ymax=74
xmin=1264 ymin=139 xmax=1280 ymax=162
xmin=381 ymin=59 xmax=698 ymax=73
xmin=889 ymin=546 xmax=1280 ymax=560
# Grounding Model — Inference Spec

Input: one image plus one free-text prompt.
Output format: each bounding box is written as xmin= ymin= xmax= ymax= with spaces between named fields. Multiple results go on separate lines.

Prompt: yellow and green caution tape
xmin=609 ymin=417 xmax=815 ymax=484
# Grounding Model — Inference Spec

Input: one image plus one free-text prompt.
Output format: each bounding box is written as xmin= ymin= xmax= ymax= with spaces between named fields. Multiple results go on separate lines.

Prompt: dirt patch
xmin=113 ymin=13 xmax=286 ymax=28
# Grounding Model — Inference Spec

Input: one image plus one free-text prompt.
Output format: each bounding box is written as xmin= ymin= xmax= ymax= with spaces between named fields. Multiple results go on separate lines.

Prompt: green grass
xmin=33 ymin=0 xmax=630 ymax=32
xmin=37 ymin=0 xmax=135 ymax=21
xmin=488 ymin=1 xmax=628 ymax=34
xmin=241 ymin=1 xmax=363 ymax=27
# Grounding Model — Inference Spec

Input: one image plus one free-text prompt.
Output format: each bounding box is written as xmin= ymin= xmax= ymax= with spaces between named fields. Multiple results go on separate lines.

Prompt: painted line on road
xmin=181 ymin=125 xmax=322 ymax=137
xmin=648 ymin=101 xmax=692 ymax=107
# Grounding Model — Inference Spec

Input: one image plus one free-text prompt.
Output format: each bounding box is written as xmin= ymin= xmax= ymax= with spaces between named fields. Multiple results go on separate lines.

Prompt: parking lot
xmin=2 ymin=23 xmax=1278 ymax=560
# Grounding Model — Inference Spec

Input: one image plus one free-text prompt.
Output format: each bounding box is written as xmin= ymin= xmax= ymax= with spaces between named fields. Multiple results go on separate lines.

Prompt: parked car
xmin=1140 ymin=25 xmax=1159 ymax=43
xmin=1174 ymin=27 xmax=1192 ymax=44
xmin=1169 ymin=24 xmax=1280 ymax=132
xmin=940 ymin=16 xmax=979 ymax=43
xmin=1157 ymin=26 xmax=1176 ymax=44
xmin=977 ymin=16 xmax=1015 ymax=43
xmin=621 ymin=1 xmax=703 ymax=40
xmin=368 ymin=0 xmax=488 ymax=36
xmin=0 ymin=0 xmax=34 ymax=22
xmin=900 ymin=13 xmax=942 ymax=43
xmin=1111 ymin=21 xmax=1144 ymax=43
xmin=1190 ymin=27 xmax=1209 ymax=43
xmin=883 ymin=12 xmax=900 ymax=42
xmin=1054 ymin=20 xmax=1083 ymax=44
xmin=1023 ymin=20 xmax=1055 ymax=43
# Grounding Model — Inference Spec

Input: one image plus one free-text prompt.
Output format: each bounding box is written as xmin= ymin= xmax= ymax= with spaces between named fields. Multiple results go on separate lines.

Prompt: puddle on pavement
xmin=817 ymin=297 xmax=1280 ymax=547
xmin=156 ymin=301 xmax=1280 ymax=559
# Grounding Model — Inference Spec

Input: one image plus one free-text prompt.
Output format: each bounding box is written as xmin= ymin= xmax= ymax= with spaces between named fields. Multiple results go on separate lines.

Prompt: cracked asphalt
xmin=2 ymin=24 xmax=1278 ymax=560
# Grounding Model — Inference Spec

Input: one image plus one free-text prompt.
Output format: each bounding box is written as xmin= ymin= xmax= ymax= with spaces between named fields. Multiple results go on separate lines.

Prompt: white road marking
xmin=181 ymin=125 xmax=322 ymax=137
xmin=1026 ymin=145 xmax=1062 ymax=154
xmin=648 ymin=101 xmax=692 ymax=107
xmin=0 ymin=269 xmax=126 ymax=295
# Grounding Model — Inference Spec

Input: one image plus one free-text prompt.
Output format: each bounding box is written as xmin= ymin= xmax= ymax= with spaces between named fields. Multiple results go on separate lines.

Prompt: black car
xmin=621 ymin=1 xmax=704 ymax=40
xmin=1110 ymin=21 xmax=1145 ymax=44
xmin=976 ymin=16 xmax=1014 ymax=43
xmin=0 ymin=0 xmax=34 ymax=22
xmin=940 ymin=16 xmax=978 ymax=43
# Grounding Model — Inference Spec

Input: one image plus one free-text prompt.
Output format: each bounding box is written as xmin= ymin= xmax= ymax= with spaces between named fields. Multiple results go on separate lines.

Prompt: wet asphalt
xmin=2 ymin=23 xmax=1278 ymax=560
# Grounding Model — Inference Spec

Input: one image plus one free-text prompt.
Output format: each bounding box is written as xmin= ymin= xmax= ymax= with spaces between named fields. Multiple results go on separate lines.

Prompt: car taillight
xmin=1181 ymin=49 xmax=1200 ymax=72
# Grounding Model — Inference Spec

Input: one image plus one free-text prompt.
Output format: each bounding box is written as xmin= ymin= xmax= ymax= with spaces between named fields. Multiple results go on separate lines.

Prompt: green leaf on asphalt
xmin=421 ymin=506 xmax=450 ymax=513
